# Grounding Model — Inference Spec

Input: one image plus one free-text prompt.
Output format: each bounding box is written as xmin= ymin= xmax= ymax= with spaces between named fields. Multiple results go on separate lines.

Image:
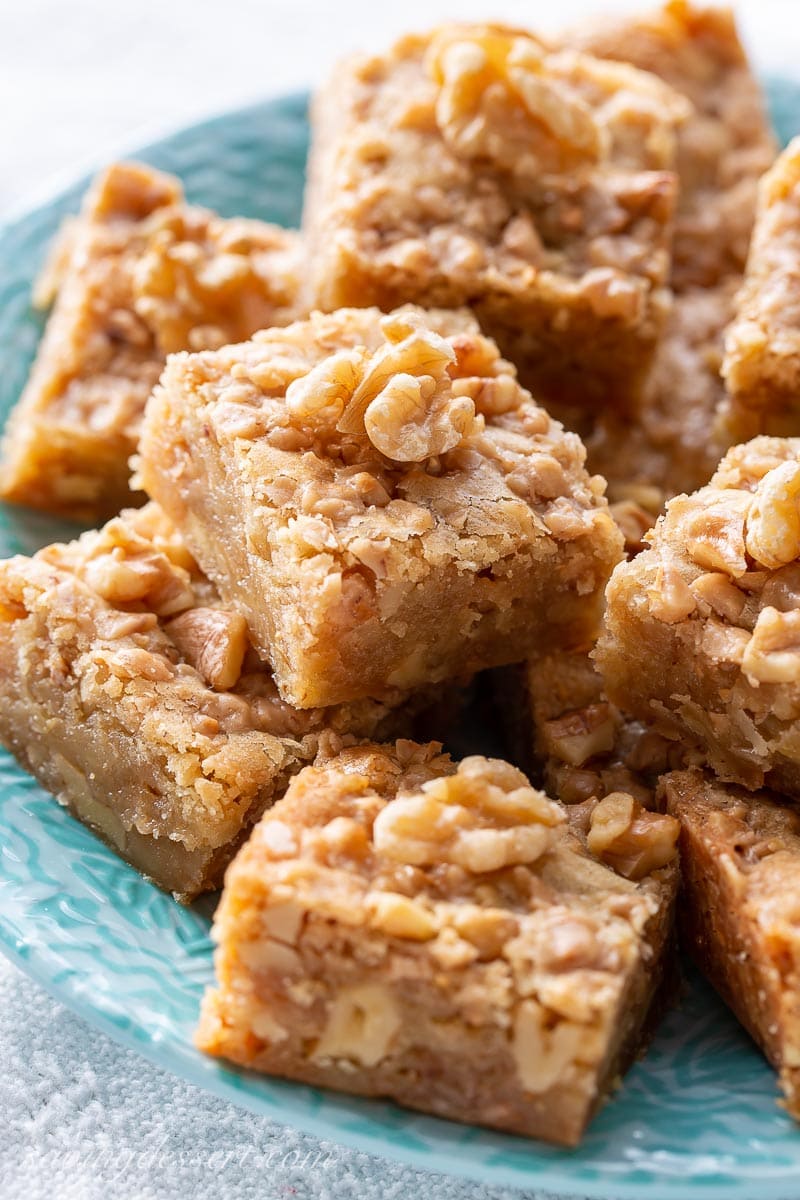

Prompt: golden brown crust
xmin=0 ymin=161 xmax=304 ymax=521
xmin=663 ymin=768 xmax=800 ymax=1118
xmin=197 ymin=741 xmax=678 ymax=1144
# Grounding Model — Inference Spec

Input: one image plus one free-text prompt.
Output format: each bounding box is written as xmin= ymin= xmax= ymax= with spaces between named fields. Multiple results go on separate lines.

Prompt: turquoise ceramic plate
xmin=1 ymin=83 xmax=800 ymax=1200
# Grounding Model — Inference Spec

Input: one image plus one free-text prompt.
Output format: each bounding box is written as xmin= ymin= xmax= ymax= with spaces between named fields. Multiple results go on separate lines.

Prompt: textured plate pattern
xmin=0 ymin=86 xmax=799 ymax=1200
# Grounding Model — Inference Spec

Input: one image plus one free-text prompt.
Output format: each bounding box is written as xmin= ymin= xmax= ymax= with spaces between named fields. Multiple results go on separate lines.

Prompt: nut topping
xmin=587 ymin=791 xmax=679 ymax=881
xmin=745 ymin=459 xmax=800 ymax=570
xmin=165 ymin=606 xmax=248 ymax=690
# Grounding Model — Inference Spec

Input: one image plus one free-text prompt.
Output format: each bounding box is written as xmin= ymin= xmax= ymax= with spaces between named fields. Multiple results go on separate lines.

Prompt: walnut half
xmin=165 ymin=606 xmax=248 ymax=690
xmin=372 ymin=756 xmax=563 ymax=873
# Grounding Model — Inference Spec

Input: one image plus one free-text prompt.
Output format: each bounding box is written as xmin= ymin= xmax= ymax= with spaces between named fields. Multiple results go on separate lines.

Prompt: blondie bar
xmin=598 ymin=437 xmax=800 ymax=797
xmin=721 ymin=140 xmax=800 ymax=441
xmin=197 ymin=742 xmax=679 ymax=1145
xmin=0 ymin=504 xmax=410 ymax=899
xmin=302 ymin=24 xmax=686 ymax=410
xmin=663 ymin=768 xmax=800 ymax=1118
xmin=573 ymin=1 xmax=776 ymax=291
xmin=0 ymin=161 xmax=303 ymax=521
xmin=139 ymin=306 xmax=623 ymax=708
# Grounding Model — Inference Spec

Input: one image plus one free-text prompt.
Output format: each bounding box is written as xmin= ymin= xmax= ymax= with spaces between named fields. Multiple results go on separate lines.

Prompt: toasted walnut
xmin=372 ymin=756 xmax=563 ymax=873
xmin=364 ymin=371 xmax=477 ymax=462
xmin=165 ymin=607 xmax=248 ymax=690
xmin=132 ymin=210 xmax=297 ymax=353
xmin=742 ymin=606 xmax=800 ymax=684
xmin=428 ymin=26 xmax=687 ymax=178
xmin=312 ymin=983 xmax=401 ymax=1067
xmin=78 ymin=522 xmax=196 ymax=617
xmin=513 ymin=999 xmax=585 ymax=1094
xmin=587 ymin=792 xmax=679 ymax=881
xmin=745 ymin=460 xmax=800 ymax=570
xmin=261 ymin=900 xmax=305 ymax=944
xmin=646 ymin=564 xmax=696 ymax=623
xmin=452 ymin=906 xmax=518 ymax=958
xmin=541 ymin=703 xmax=616 ymax=768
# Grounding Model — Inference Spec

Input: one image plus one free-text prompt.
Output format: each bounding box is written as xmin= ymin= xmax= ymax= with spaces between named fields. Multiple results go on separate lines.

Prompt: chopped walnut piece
xmin=587 ymin=792 xmax=679 ymax=881
xmin=165 ymin=607 xmax=248 ymax=690
xmin=745 ymin=460 xmax=800 ymax=570
xmin=541 ymin=703 xmax=616 ymax=768
xmin=512 ymin=999 xmax=587 ymax=1095
xmin=690 ymin=572 xmax=746 ymax=623
xmin=372 ymin=755 xmax=563 ymax=872
xmin=367 ymin=891 xmax=438 ymax=940
xmin=285 ymin=350 xmax=365 ymax=427
xmin=742 ymin=607 xmax=800 ymax=685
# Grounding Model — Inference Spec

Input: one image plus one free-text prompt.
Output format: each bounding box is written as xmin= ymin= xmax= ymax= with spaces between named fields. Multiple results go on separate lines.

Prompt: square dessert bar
xmin=0 ymin=161 xmax=303 ymax=521
xmin=0 ymin=504 xmax=410 ymax=899
xmin=573 ymin=1 xmax=776 ymax=291
xmin=497 ymin=647 xmax=681 ymax=816
xmin=585 ymin=280 xmax=736 ymax=510
xmin=139 ymin=306 xmax=624 ymax=709
xmin=598 ymin=437 xmax=800 ymax=798
xmin=302 ymin=23 xmax=687 ymax=410
xmin=197 ymin=742 xmax=679 ymax=1145
xmin=664 ymin=768 xmax=800 ymax=1119
xmin=721 ymin=140 xmax=800 ymax=442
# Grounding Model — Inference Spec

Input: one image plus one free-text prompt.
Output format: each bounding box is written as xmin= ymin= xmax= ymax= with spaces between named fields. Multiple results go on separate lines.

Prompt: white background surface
xmin=0 ymin=3 xmax=798 ymax=1197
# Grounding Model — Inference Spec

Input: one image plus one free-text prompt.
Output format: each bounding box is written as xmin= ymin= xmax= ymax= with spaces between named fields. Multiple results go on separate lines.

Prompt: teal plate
xmin=1 ymin=82 xmax=800 ymax=1200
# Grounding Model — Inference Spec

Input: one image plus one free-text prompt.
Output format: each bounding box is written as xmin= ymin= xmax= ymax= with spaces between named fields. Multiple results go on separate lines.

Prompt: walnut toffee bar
xmin=722 ymin=139 xmax=800 ymax=441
